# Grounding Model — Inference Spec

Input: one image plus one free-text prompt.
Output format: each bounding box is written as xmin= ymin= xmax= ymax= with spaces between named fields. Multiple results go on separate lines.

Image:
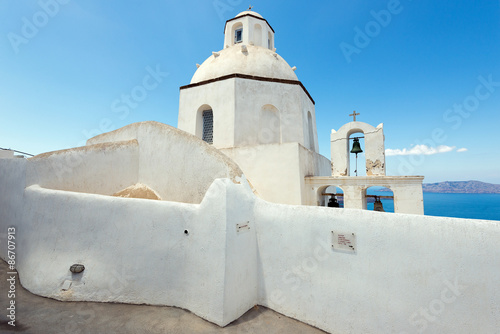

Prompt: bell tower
xmin=223 ymin=10 xmax=274 ymax=50
xmin=305 ymin=114 xmax=424 ymax=215
xmin=330 ymin=118 xmax=386 ymax=177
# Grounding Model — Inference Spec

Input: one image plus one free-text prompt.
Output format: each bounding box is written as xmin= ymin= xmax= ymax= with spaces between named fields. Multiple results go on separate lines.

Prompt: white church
xmin=0 ymin=10 xmax=498 ymax=334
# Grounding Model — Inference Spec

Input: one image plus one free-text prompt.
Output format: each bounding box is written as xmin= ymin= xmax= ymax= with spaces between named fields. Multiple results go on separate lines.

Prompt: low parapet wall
xmin=254 ymin=201 xmax=499 ymax=333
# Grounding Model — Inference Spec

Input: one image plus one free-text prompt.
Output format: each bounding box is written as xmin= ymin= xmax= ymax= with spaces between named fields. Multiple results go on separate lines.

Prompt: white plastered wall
xmin=27 ymin=140 xmax=139 ymax=195
xmin=221 ymin=143 xmax=330 ymax=205
xmin=3 ymin=178 xmax=256 ymax=327
xmin=233 ymin=79 xmax=317 ymax=151
xmin=87 ymin=121 xmax=243 ymax=203
xmin=178 ymin=80 xmax=236 ymax=148
xmin=254 ymin=199 xmax=500 ymax=334
xmin=0 ymin=158 xmax=26 ymax=251
xmin=20 ymin=122 xmax=242 ymax=205
xmin=0 ymin=150 xmax=14 ymax=158
xmin=179 ymin=78 xmax=319 ymax=153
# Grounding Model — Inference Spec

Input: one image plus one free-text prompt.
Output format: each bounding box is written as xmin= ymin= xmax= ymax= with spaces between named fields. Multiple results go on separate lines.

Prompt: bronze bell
xmin=350 ymin=138 xmax=363 ymax=154
xmin=328 ymin=195 xmax=340 ymax=208
xmin=373 ymin=196 xmax=385 ymax=212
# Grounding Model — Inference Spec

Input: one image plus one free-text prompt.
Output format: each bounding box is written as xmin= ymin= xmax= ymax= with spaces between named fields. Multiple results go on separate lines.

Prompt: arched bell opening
xmin=259 ymin=104 xmax=281 ymax=145
xmin=365 ymin=186 xmax=394 ymax=213
xmin=316 ymin=185 xmax=329 ymax=206
xmin=318 ymin=186 xmax=344 ymax=208
xmin=348 ymin=132 xmax=366 ymax=176
xmin=253 ymin=23 xmax=262 ymax=46
xmin=331 ymin=121 xmax=386 ymax=177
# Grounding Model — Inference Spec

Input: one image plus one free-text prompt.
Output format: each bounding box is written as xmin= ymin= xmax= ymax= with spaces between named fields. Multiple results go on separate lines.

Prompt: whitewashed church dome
xmin=235 ymin=10 xmax=263 ymax=18
xmin=190 ymin=45 xmax=298 ymax=84
xmin=190 ymin=11 xmax=298 ymax=84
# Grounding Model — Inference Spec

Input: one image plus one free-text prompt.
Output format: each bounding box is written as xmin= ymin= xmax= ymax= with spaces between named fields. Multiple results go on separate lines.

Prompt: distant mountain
xmin=422 ymin=181 xmax=500 ymax=194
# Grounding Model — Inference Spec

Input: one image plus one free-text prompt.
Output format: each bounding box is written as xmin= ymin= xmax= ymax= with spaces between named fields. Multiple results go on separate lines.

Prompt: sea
xmin=365 ymin=188 xmax=500 ymax=221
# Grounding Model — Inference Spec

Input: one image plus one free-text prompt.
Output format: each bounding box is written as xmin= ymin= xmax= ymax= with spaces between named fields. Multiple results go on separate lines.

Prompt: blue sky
xmin=1 ymin=0 xmax=499 ymax=183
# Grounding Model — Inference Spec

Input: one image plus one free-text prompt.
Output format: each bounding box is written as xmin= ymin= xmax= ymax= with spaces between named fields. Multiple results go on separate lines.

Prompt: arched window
xmin=365 ymin=186 xmax=394 ymax=212
xmin=259 ymin=104 xmax=280 ymax=144
xmin=307 ymin=111 xmax=315 ymax=151
xmin=317 ymin=186 xmax=344 ymax=207
xmin=232 ymin=23 xmax=243 ymax=45
xmin=254 ymin=24 xmax=262 ymax=46
xmin=202 ymin=110 xmax=213 ymax=144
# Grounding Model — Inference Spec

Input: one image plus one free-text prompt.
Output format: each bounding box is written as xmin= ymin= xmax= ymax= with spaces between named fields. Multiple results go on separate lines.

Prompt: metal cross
xmin=349 ymin=111 xmax=360 ymax=122
xmin=248 ymin=5 xmax=253 ymax=10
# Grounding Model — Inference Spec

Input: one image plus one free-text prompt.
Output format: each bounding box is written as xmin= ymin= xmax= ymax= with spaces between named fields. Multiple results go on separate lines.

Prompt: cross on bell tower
xmin=349 ymin=111 xmax=360 ymax=122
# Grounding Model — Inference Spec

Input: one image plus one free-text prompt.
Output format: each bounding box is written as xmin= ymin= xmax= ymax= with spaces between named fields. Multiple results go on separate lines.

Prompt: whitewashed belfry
xmin=223 ymin=10 xmax=274 ymax=49
xmin=178 ymin=10 xmax=331 ymax=205
xmin=330 ymin=120 xmax=386 ymax=176
xmin=306 ymin=115 xmax=424 ymax=214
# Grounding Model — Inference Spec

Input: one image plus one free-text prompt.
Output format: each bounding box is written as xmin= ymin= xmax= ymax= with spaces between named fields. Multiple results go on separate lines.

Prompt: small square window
xmin=235 ymin=28 xmax=243 ymax=44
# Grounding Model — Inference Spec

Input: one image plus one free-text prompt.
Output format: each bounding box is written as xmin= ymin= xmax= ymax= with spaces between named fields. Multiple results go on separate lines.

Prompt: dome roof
xmin=235 ymin=10 xmax=263 ymax=18
xmin=190 ymin=45 xmax=298 ymax=84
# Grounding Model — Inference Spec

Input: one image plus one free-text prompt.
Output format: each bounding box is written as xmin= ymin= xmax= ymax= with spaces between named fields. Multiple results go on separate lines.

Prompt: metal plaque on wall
xmin=331 ymin=231 xmax=356 ymax=253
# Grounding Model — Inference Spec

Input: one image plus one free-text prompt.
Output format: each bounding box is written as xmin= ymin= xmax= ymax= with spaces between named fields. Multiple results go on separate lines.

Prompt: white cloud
xmin=385 ymin=145 xmax=456 ymax=156
xmin=457 ymin=148 xmax=468 ymax=153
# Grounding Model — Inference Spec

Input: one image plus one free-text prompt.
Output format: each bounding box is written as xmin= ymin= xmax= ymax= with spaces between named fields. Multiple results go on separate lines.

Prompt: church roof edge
xmin=223 ymin=13 xmax=275 ymax=34
xmin=179 ymin=73 xmax=315 ymax=105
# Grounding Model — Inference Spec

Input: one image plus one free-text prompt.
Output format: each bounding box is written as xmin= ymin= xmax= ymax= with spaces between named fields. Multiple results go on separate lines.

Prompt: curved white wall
xmin=14 ymin=179 xmax=257 ymax=327
xmin=21 ymin=122 xmax=243 ymax=205
xmin=87 ymin=121 xmax=243 ymax=203
xmin=27 ymin=140 xmax=139 ymax=195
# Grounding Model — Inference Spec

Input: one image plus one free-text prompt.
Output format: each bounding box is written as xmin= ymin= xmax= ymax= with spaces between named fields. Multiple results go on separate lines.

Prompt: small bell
xmin=350 ymin=138 xmax=363 ymax=154
xmin=373 ymin=196 xmax=385 ymax=212
xmin=328 ymin=195 xmax=340 ymax=208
